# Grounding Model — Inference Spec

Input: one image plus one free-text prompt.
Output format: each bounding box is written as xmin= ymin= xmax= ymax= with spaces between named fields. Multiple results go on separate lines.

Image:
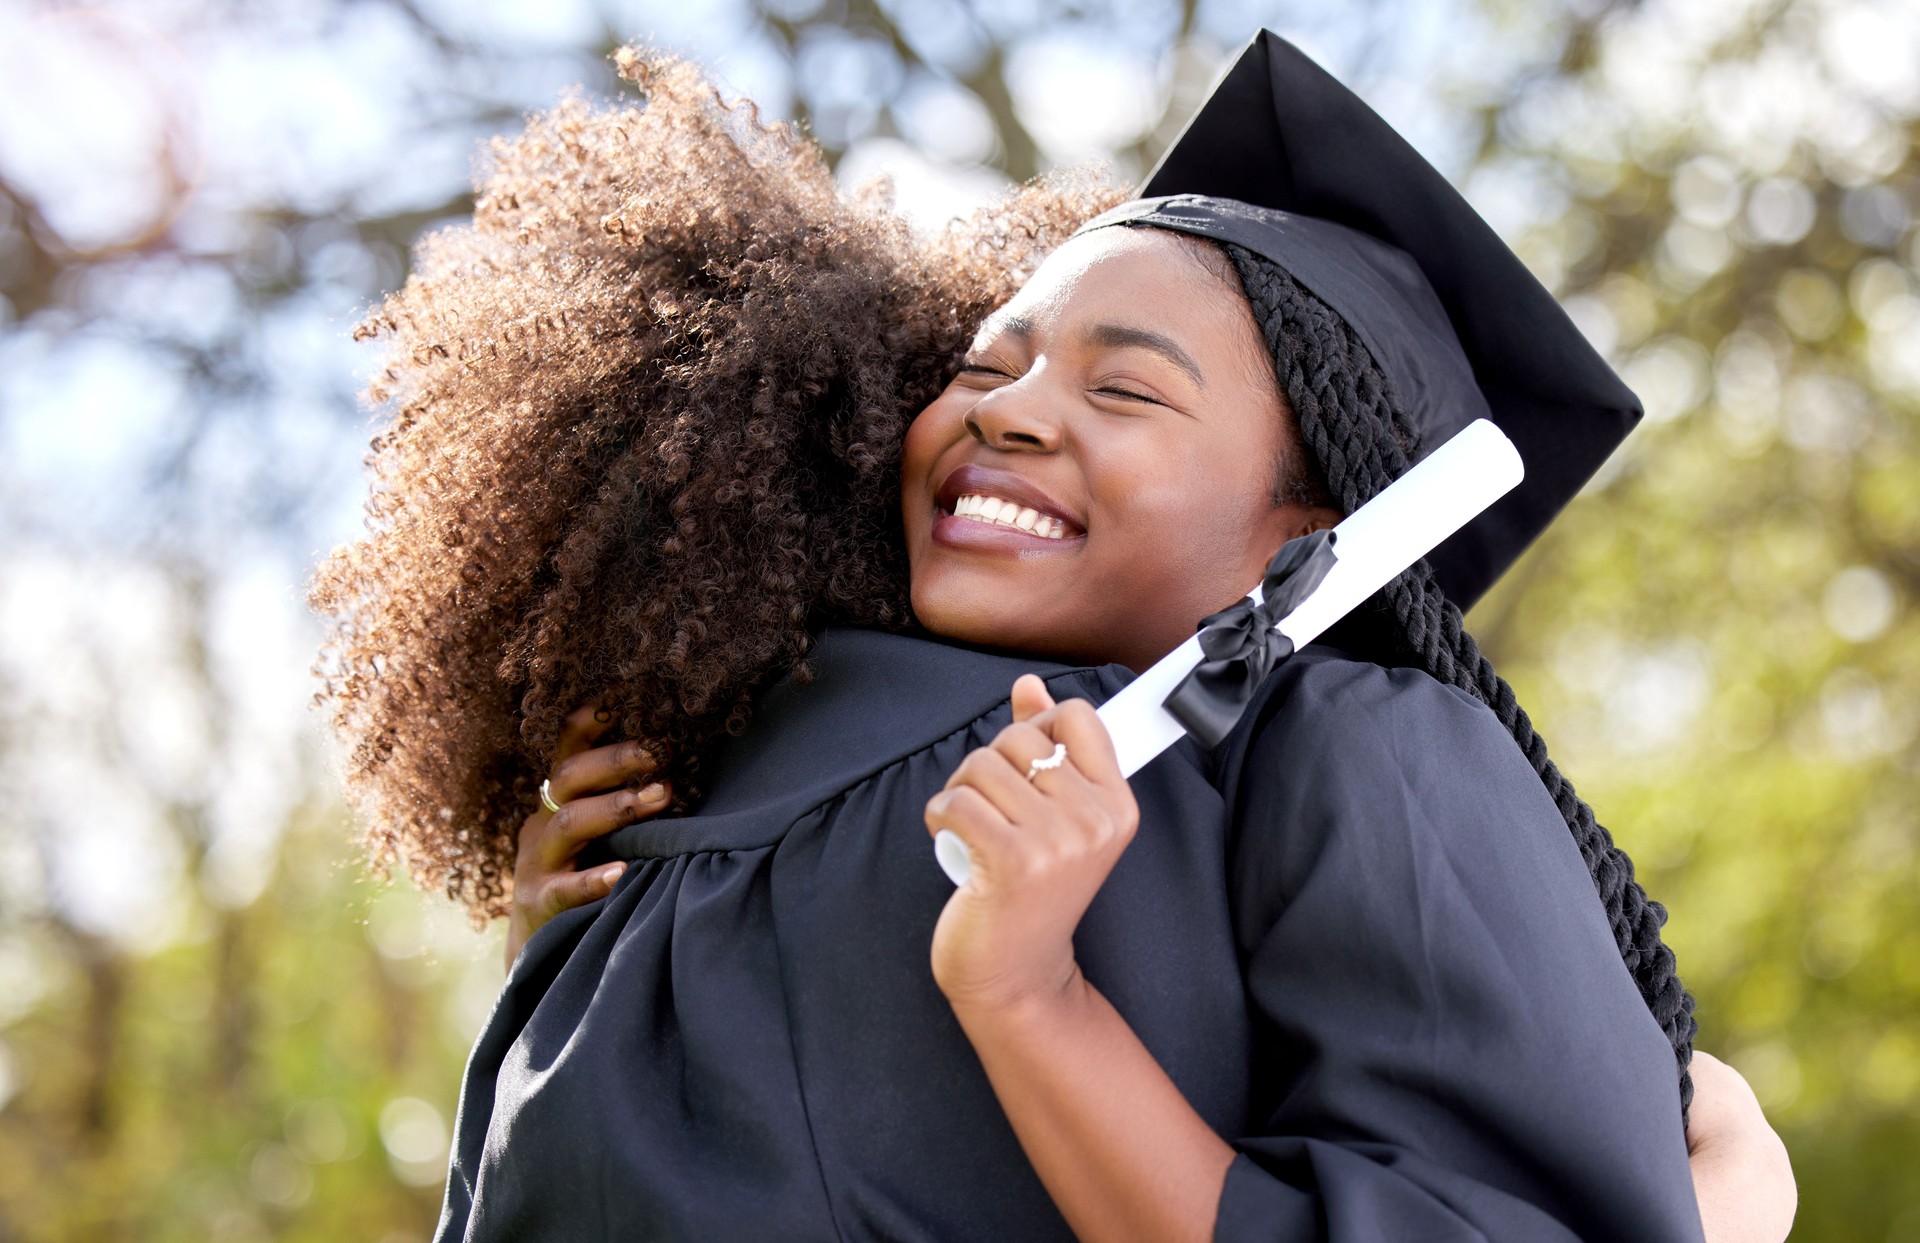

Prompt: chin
xmin=912 ymin=580 xmax=1063 ymax=660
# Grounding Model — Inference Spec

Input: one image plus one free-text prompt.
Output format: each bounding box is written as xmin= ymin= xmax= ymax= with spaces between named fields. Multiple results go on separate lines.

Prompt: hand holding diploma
xmin=922 ymin=677 xmax=1138 ymax=1014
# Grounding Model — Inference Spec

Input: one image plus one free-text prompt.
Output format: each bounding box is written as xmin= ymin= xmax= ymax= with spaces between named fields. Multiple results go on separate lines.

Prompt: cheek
xmin=900 ymin=403 xmax=958 ymax=508
xmin=1090 ymin=430 xmax=1262 ymax=539
xmin=900 ymin=393 xmax=974 ymax=563
xmin=1083 ymin=431 xmax=1277 ymax=600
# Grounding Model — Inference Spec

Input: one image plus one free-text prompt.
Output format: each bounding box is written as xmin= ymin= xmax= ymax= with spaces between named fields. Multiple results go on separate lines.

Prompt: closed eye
xmin=1095 ymin=385 xmax=1160 ymax=404
xmin=954 ymin=359 xmax=1026 ymax=390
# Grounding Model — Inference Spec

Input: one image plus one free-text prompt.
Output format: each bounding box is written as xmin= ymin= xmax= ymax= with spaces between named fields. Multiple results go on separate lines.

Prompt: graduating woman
xmin=313 ymin=32 xmax=1793 ymax=1242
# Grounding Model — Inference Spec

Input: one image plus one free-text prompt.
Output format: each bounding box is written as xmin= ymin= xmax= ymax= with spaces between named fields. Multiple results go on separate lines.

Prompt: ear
xmin=1245 ymin=500 xmax=1342 ymax=590
xmin=1278 ymin=502 xmax=1343 ymax=543
xmin=1295 ymin=505 xmax=1342 ymax=539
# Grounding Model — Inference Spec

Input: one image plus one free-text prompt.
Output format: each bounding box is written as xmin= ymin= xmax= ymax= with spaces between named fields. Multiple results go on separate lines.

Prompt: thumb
xmin=1010 ymin=673 xmax=1056 ymax=723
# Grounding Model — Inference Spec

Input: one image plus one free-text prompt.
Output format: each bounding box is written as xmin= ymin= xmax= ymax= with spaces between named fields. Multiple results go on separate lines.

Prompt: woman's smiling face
xmin=901 ymin=227 xmax=1340 ymax=672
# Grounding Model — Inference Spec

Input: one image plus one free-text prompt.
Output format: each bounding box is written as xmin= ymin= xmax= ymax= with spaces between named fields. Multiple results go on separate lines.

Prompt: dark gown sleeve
xmin=1210 ymin=651 xmax=1704 ymax=1243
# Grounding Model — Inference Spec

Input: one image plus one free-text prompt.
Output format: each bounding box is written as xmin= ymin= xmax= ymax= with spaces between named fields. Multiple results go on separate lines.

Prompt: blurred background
xmin=0 ymin=0 xmax=1913 ymax=1238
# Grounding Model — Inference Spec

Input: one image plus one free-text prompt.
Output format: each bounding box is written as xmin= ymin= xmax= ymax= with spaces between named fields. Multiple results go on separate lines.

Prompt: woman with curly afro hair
xmin=313 ymin=32 xmax=1793 ymax=1243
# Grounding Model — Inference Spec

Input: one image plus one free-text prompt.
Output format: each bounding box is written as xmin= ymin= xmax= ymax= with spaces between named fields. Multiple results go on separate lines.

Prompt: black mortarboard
xmin=1075 ymin=30 xmax=1641 ymax=611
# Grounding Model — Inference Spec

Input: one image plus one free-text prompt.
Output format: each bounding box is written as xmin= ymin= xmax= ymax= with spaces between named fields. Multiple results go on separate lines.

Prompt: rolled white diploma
xmin=934 ymin=418 xmax=1525 ymax=887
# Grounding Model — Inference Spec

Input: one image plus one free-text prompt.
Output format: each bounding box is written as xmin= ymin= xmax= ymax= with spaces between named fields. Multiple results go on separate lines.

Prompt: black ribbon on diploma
xmin=1162 ymin=529 xmax=1340 ymax=748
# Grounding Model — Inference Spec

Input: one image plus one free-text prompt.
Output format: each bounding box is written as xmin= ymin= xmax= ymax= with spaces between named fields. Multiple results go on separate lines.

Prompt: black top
xmin=435 ymin=628 xmax=1702 ymax=1242
xmin=1082 ymin=30 xmax=1645 ymax=611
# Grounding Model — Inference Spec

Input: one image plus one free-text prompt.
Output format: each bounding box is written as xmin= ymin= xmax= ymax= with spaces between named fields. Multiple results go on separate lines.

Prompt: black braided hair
xmin=1220 ymin=242 xmax=1699 ymax=1119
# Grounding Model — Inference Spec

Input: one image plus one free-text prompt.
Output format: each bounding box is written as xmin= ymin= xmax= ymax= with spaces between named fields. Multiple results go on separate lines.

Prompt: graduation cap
xmin=935 ymin=34 xmax=1637 ymax=886
xmin=1074 ymin=29 xmax=1642 ymax=611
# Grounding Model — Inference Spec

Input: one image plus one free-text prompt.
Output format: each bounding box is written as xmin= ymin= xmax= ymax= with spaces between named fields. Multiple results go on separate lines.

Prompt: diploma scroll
xmin=934 ymin=418 xmax=1525 ymax=887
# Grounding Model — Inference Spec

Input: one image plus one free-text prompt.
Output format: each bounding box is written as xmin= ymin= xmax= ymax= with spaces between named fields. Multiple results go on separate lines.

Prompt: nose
xmin=962 ymin=381 xmax=1064 ymax=453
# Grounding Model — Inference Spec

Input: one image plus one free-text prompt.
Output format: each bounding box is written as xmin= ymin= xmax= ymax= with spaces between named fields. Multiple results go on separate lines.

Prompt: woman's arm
xmin=928 ymin=671 xmax=1770 ymax=1242
xmin=947 ymin=964 xmax=1234 ymax=1242
xmin=952 ymin=985 xmax=1793 ymax=1243
xmin=927 ymin=677 xmax=1225 ymax=1241
xmin=1688 ymin=1052 xmax=1796 ymax=1243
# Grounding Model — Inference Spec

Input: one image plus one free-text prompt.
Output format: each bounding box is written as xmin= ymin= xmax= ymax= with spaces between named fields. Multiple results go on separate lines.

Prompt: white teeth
xmin=951 ymin=493 xmax=1075 ymax=539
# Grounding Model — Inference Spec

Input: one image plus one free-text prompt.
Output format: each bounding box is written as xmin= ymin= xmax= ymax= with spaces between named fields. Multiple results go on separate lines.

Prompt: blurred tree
xmin=0 ymin=0 xmax=1914 ymax=1239
xmin=1461 ymin=4 xmax=1920 ymax=1238
xmin=0 ymin=810 xmax=497 ymax=1242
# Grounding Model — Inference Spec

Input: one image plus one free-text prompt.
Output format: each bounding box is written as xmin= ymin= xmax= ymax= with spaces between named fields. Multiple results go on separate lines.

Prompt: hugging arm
xmin=1213 ymin=658 xmax=1706 ymax=1241
xmin=1687 ymin=1052 xmax=1796 ymax=1243
xmin=934 ymin=666 xmax=1790 ymax=1241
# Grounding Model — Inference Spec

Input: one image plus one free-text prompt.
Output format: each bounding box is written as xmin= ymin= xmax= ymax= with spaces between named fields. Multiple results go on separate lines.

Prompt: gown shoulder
xmin=448 ymin=631 xmax=1704 ymax=1242
xmin=1205 ymin=646 xmax=1706 ymax=1242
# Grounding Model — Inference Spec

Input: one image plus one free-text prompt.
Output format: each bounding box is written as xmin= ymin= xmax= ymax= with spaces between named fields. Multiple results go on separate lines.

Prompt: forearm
xmin=950 ymin=967 xmax=1236 ymax=1243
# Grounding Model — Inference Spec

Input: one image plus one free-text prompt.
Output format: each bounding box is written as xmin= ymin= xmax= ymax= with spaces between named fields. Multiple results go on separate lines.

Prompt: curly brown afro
xmin=308 ymin=48 xmax=1125 ymax=920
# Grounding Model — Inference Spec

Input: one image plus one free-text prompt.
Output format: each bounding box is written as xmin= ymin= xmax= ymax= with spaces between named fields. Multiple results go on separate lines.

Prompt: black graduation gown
xmin=434 ymin=627 xmax=1704 ymax=1242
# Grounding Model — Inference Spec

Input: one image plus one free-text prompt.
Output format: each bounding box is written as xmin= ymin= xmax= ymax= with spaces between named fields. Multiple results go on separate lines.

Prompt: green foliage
xmin=1465 ymin=12 xmax=1920 ymax=1234
xmin=0 ymin=811 xmax=499 ymax=1242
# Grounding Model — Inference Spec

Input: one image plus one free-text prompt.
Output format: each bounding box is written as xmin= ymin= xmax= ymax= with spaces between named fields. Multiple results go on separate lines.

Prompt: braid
xmin=1222 ymin=243 xmax=1699 ymax=1118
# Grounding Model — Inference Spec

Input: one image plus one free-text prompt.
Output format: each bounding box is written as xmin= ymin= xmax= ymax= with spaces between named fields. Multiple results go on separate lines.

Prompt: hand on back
xmin=506 ymin=702 xmax=670 ymax=969
xmin=1687 ymin=1050 xmax=1796 ymax=1243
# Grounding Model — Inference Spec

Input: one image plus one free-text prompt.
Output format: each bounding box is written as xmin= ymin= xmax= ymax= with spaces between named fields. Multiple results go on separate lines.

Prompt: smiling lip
xmin=934 ymin=464 xmax=1085 ymax=536
xmin=929 ymin=463 xmax=1085 ymax=556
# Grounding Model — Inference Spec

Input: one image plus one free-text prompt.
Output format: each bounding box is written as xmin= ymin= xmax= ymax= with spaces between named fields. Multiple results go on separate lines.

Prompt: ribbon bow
xmin=1162 ymin=529 xmax=1340 ymax=748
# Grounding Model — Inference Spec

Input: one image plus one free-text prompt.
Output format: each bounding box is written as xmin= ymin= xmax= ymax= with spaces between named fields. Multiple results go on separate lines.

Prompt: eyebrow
xmin=976 ymin=312 xmax=1034 ymax=344
xmin=1085 ymin=323 xmax=1207 ymax=389
xmin=975 ymin=314 xmax=1207 ymax=389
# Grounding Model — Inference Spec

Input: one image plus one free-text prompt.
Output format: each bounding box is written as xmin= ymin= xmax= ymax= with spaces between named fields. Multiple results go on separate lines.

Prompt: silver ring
xmin=1025 ymin=742 xmax=1068 ymax=780
xmin=539 ymin=778 xmax=563 ymax=814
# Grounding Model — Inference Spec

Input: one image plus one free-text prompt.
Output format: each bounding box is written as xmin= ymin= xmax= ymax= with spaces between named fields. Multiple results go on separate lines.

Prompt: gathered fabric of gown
xmin=434 ymin=627 xmax=1705 ymax=1243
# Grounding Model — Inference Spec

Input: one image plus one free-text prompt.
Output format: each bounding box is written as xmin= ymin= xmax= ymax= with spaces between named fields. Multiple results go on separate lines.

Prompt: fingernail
xmin=602 ymin=863 xmax=626 ymax=888
xmin=594 ymin=707 xmax=615 ymax=722
xmin=637 ymin=782 xmax=667 ymax=804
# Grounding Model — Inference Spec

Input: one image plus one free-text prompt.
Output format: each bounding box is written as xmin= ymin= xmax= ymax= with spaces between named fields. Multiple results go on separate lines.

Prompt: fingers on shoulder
xmin=546 ymin=781 xmax=670 ymax=856
xmin=557 ymin=699 xmax=619 ymax=759
xmin=550 ymin=738 xmax=658 ymax=803
xmin=533 ymin=862 xmax=627 ymax=921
